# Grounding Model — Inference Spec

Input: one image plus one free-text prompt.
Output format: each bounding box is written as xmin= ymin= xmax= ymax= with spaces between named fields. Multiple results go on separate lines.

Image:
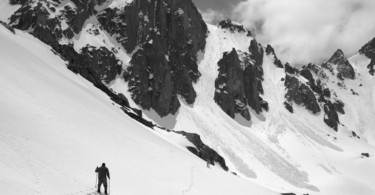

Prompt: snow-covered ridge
xmin=0 ymin=24 xmax=277 ymax=195
xmin=1 ymin=0 xmax=375 ymax=194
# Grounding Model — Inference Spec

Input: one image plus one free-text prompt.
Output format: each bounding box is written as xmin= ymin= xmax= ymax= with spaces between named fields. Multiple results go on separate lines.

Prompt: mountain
xmin=1 ymin=0 xmax=375 ymax=194
xmin=0 ymin=21 xmax=276 ymax=195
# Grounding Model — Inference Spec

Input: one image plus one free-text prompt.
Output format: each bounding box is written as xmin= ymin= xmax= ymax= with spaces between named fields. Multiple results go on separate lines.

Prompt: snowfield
xmin=159 ymin=24 xmax=375 ymax=195
xmin=0 ymin=25 xmax=277 ymax=194
xmin=1 ymin=1 xmax=375 ymax=194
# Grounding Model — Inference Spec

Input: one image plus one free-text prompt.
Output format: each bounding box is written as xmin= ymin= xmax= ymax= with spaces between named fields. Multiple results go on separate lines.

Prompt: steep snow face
xmin=0 ymin=25 xmax=278 ymax=195
xmin=347 ymin=53 xmax=375 ymax=145
xmin=158 ymin=24 xmax=375 ymax=194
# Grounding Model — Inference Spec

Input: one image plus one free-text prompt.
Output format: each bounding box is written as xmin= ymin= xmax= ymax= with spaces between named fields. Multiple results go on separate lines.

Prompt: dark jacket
xmin=95 ymin=166 xmax=110 ymax=180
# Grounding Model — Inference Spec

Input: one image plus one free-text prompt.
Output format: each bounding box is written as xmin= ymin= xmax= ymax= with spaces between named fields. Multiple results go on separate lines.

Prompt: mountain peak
xmin=218 ymin=19 xmax=251 ymax=36
xmin=359 ymin=37 xmax=375 ymax=59
xmin=328 ymin=49 xmax=345 ymax=63
xmin=324 ymin=49 xmax=355 ymax=79
xmin=265 ymin=44 xmax=284 ymax=68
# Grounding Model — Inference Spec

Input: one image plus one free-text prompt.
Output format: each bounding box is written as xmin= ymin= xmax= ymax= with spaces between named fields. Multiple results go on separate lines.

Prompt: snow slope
xmin=1 ymin=1 xmax=375 ymax=194
xmin=157 ymin=24 xmax=375 ymax=195
xmin=0 ymin=25 xmax=277 ymax=194
xmin=63 ymin=15 xmax=375 ymax=193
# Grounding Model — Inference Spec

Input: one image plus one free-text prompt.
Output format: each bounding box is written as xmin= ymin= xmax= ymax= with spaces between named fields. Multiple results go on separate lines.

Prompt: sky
xmin=193 ymin=0 xmax=375 ymax=65
xmin=192 ymin=0 xmax=244 ymax=24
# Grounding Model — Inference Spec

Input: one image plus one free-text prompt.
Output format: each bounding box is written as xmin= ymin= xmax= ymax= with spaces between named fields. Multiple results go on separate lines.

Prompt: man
xmin=95 ymin=163 xmax=110 ymax=194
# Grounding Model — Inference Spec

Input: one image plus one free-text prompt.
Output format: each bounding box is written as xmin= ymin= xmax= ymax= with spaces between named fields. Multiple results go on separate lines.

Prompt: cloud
xmin=232 ymin=0 xmax=375 ymax=65
xmin=199 ymin=8 xmax=226 ymax=24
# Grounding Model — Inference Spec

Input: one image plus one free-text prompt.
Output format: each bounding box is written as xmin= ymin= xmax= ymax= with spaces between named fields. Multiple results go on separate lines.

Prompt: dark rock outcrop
xmin=265 ymin=45 xmax=283 ymax=68
xmin=333 ymin=100 xmax=345 ymax=114
xmin=359 ymin=37 xmax=375 ymax=59
xmin=10 ymin=2 xmax=62 ymax=45
xmin=0 ymin=20 xmax=15 ymax=34
xmin=323 ymin=101 xmax=339 ymax=131
xmin=10 ymin=0 xmax=102 ymax=44
xmin=284 ymin=75 xmax=320 ymax=114
xmin=367 ymin=59 xmax=375 ymax=76
xmin=80 ymin=46 xmax=122 ymax=84
xmin=215 ymin=42 xmax=266 ymax=120
xmin=215 ymin=49 xmax=251 ymax=120
xmin=322 ymin=49 xmax=355 ymax=80
xmin=285 ymin=63 xmax=298 ymax=75
xmin=9 ymin=0 xmax=29 ymax=5
xmin=218 ymin=19 xmax=251 ymax=36
xmin=9 ymin=0 xmax=28 ymax=5
xmin=300 ymin=66 xmax=314 ymax=84
xmin=247 ymin=39 xmax=267 ymax=112
xmin=284 ymin=101 xmax=293 ymax=113
xmin=360 ymin=38 xmax=375 ymax=76
xmin=10 ymin=0 xmax=208 ymax=117
xmin=181 ymin=132 xmax=228 ymax=170
xmin=361 ymin=153 xmax=370 ymax=158
xmin=98 ymin=0 xmax=207 ymax=117
xmin=51 ymin=40 xmax=228 ymax=171
xmin=125 ymin=42 xmax=180 ymax=116
xmin=291 ymin=63 xmax=346 ymax=130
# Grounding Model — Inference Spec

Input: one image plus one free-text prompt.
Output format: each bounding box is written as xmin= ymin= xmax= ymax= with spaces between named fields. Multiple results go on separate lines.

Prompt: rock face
xmin=367 ymin=59 xmax=375 ymax=76
xmin=215 ymin=49 xmax=251 ymax=120
xmin=7 ymin=0 xmax=354 ymax=133
xmin=359 ymin=37 xmax=375 ymax=59
xmin=9 ymin=0 xmax=207 ymax=117
xmin=9 ymin=0 xmax=28 ymax=5
xmin=10 ymin=2 xmax=62 ymax=45
xmin=359 ymin=37 xmax=375 ymax=76
xmin=284 ymin=75 xmax=321 ymax=114
xmin=265 ymin=45 xmax=283 ymax=68
xmin=281 ymin=50 xmax=353 ymax=130
xmin=284 ymin=61 xmax=345 ymax=131
xmin=80 ymin=46 xmax=122 ymax=84
xmin=99 ymin=0 xmax=207 ymax=116
xmin=218 ymin=19 xmax=251 ymax=36
xmin=322 ymin=49 xmax=355 ymax=80
xmin=214 ymin=39 xmax=267 ymax=121
xmin=323 ymin=101 xmax=339 ymax=130
xmin=10 ymin=0 xmax=103 ymax=45
xmin=7 ymin=1 xmax=230 ymax=171
xmin=182 ymin=133 xmax=228 ymax=171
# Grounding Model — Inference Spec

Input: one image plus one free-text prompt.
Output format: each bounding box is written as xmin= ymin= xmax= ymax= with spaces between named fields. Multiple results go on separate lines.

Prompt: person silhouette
xmin=95 ymin=163 xmax=110 ymax=194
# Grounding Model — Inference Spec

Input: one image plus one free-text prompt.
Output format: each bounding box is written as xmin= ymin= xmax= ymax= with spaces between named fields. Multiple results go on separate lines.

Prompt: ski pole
xmin=95 ymin=172 xmax=98 ymax=188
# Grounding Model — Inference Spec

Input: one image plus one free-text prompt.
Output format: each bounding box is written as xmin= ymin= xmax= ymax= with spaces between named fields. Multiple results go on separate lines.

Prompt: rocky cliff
xmin=214 ymin=38 xmax=267 ymax=121
xmin=359 ymin=37 xmax=375 ymax=75
xmin=9 ymin=0 xmax=207 ymax=117
xmin=99 ymin=0 xmax=207 ymax=116
xmin=283 ymin=51 xmax=350 ymax=131
xmin=322 ymin=49 xmax=355 ymax=80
